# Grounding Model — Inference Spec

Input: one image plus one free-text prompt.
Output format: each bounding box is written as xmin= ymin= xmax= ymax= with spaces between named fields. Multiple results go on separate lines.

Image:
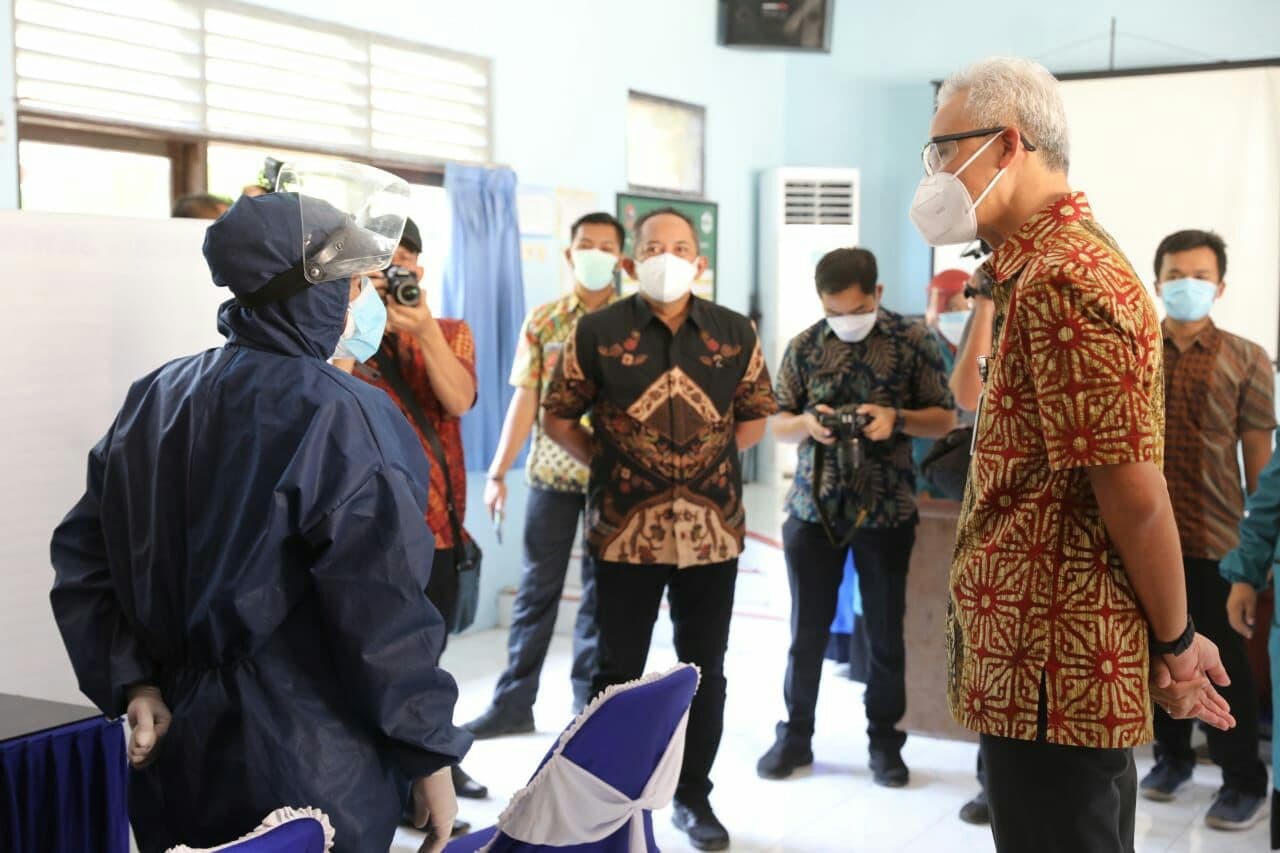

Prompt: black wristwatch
xmin=1150 ymin=617 xmax=1195 ymax=657
xmin=892 ymin=408 xmax=906 ymax=436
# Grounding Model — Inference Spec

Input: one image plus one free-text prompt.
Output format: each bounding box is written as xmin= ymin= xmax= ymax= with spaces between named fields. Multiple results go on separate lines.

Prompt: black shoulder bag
xmin=375 ymin=350 xmax=481 ymax=634
xmin=918 ymin=426 xmax=974 ymax=501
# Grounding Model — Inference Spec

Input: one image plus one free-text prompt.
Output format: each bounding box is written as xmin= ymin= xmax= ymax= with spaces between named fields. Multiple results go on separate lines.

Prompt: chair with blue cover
xmin=447 ymin=663 xmax=700 ymax=853
xmin=165 ymin=807 xmax=332 ymax=853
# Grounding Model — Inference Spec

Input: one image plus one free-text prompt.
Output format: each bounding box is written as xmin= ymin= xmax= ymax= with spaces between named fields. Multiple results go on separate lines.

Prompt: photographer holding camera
xmin=757 ymin=247 xmax=956 ymax=789
xmin=334 ymin=218 xmax=490 ymax=820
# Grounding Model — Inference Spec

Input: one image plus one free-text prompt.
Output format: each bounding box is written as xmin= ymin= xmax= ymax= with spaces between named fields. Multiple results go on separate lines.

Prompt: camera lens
xmin=395 ymin=283 xmax=421 ymax=307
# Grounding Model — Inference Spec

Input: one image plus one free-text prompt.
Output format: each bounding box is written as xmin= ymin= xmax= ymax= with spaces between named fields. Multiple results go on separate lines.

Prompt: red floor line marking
xmin=745 ymin=530 xmax=783 ymax=550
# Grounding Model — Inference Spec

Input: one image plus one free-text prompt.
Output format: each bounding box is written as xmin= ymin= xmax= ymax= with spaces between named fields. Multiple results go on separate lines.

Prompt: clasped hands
xmin=1149 ymin=632 xmax=1236 ymax=731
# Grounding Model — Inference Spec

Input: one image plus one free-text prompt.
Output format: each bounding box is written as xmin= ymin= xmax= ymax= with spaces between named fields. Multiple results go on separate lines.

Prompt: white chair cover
xmin=165 ymin=807 xmax=335 ymax=853
xmin=486 ymin=665 xmax=699 ymax=851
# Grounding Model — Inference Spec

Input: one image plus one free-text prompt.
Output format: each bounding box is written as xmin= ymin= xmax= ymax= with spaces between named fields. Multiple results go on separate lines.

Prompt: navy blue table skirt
xmin=0 ymin=711 xmax=129 ymax=853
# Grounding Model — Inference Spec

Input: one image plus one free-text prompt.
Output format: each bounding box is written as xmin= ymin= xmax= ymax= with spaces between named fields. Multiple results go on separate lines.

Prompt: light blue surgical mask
xmin=571 ymin=248 xmax=618 ymax=291
xmin=1161 ymin=278 xmax=1218 ymax=323
xmin=937 ymin=310 xmax=971 ymax=346
xmin=334 ymin=276 xmax=387 ymax=362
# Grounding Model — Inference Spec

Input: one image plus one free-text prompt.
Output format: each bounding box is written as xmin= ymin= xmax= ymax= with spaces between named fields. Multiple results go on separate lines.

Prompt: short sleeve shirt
xmin=359 ymin=323 xmax=475 ymax=548
xmin=1163 ymin=320 xmax=1276 ymax=560
xmin=774 ymin=310 xmax=954 ymax=531
xmin=543 ymin=294 xmax=777 ymax=568
xmin=510 ymin=292 xmax=618 ymax=493
xmin=947 ymin=192 xmax=1164 ymax=749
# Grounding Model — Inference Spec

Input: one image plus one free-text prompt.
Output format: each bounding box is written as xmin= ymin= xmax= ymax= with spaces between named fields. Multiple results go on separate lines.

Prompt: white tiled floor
xmin=393 ymin=618 xmax=1272 ymax=852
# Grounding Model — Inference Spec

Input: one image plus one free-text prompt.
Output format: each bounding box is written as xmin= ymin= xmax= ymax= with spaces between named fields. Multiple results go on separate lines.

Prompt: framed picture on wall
xmin=625 ymin=91 xmax=706 ymax=197
xmin=616 ymin=192 xmax=719 ymax=303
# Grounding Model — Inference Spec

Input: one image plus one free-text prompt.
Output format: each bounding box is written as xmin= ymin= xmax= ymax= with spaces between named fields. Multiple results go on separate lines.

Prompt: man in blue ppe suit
xmin=49 ymin=175 xmax=471 ymax=853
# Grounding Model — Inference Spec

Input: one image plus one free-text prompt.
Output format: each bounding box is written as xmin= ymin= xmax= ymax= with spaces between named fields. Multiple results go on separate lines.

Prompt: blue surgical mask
xmin=937 ymin=310 xmax=971 ymax=346
xmin=334 ymin=276 xmax=387 ymax=362
xmin=1161 ymin=278 xmax=1218 ymax=323
xmin=571 ymin=248 xmax=618 ymax=291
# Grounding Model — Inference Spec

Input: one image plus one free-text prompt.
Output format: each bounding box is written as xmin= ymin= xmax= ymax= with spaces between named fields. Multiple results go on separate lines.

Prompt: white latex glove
xmin=125 ymin=684 xmax=171 ymax=768
xmin=411 ymin=766 xmax=457 ymax=853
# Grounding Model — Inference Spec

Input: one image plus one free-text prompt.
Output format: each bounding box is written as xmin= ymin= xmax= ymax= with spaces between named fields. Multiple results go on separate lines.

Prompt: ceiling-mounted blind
xmin=13 ymin=0 xmax=492 ymax=164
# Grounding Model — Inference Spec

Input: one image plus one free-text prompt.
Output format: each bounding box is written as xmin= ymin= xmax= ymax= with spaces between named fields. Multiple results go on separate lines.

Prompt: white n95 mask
xmin=636 ymin=253 xmax=697 ymax=303
xmin=827 ymin=312 xmax=877 ymax=343
xmin=909 ymin=133 xmax=1006 ymax=247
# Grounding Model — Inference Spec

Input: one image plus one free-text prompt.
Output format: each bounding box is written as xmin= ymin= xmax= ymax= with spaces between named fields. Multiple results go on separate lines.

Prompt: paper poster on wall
xmin=518 ymin=184 xmax=562 ymax=311
xmin=555 ymin=188 xmax=600 ymax=293
xmin=616 ymin=192 xmax=718 ymax=302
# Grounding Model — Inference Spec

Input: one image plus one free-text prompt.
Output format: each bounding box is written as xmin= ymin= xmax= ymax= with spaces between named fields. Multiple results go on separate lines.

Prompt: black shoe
xmin=462 ymin=705 xmax=535 ymax=740
xmin=452 ymin=765 xmax=489 ymax=800
xmin=756 ymin=724 xmax=814 ymax=780
xmin=1139 ymin=758 xmax=1193 ymax=802
xmin=1205 ymin=787 xmax=1267 ymax=830
xmin=869 ymin=748 xmax=909 ymax=788
xmin=672 ymin=800 xmax=730 ymax=851
xmin=958 ymin=789 xmax=989 ymax=824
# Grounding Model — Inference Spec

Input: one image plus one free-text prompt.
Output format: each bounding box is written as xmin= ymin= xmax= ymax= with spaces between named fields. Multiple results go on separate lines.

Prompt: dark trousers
xmin=1152 ymin=556 xmax=1267 ymax=796
xmin=490 ymin=487 xmax=599 ymax=715
xmin=982 ymin=734 xmax=1136 ymax=853
xmin=425 ymin=547 xmax=457 ymax=660
xmin=591 ymin=558 xmax=738 ymax=806
xmin=780 ymin=516 xmax=915 ymax=751
xmin=982 ymin=680 xmax=1136 ymax=853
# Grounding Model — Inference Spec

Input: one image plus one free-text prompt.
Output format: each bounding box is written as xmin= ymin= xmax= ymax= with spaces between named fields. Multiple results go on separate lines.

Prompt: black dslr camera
xmin=818 ymin=409 xmax=872 ymax=470
xmin=385 ymin=265 xmax=422 ymax=307
xmin=818 ymin=410 xmax=871 ymax=442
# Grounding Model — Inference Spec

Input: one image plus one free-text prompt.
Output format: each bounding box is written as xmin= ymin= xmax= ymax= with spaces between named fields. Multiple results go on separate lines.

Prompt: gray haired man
xmin=920 ymin=57 xmax=1235 ymax=853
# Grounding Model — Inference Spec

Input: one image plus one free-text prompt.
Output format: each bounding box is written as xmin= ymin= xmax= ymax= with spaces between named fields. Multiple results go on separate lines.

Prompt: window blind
xmin=13 ymin=0 xmax=493 ymax=163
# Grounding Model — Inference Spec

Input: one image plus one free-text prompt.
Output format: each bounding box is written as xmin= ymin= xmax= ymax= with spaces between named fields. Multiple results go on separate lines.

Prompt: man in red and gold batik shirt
xmin=914 ymin=58 xmax=1235 ymax=853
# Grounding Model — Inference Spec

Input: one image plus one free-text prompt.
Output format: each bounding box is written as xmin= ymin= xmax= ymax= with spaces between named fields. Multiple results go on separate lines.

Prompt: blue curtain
xmin=0 ymin=717 xmax=129 ymax=853
xmin=442 ymin=163 xmax=527 ymax=470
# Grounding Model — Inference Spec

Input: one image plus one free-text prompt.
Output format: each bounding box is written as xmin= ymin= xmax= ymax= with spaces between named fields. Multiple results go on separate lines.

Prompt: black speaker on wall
xmin=718 ymin=0 xmax=833 ymax=52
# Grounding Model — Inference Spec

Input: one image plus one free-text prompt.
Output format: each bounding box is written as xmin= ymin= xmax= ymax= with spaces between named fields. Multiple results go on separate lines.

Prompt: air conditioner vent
xmin=783 ymin=180 xmax=855 ymax=225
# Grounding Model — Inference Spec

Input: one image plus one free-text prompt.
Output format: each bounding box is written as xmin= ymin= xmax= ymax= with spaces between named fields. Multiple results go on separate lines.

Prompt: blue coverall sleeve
xmin=50 ymin=428 xmax=155 ymax=717
xmin=1221 ymin=444 xmax=1280 ymax=590
xmin=304 ymin=462 xmax=472 ymax=780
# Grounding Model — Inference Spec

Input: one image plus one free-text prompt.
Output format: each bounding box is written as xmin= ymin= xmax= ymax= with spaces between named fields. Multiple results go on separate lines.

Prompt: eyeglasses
xmin=921 ymin=127 xmax=1038 ymax=176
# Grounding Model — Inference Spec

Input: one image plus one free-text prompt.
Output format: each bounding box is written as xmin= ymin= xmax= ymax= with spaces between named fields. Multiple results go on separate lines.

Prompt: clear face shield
xmin=275 ymin=160 xmax=411 ymax=284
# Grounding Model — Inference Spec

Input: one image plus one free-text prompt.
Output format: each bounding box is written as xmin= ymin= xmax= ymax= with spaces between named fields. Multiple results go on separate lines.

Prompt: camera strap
xmin=812 ymin=442 xmax=866 ymax=548
xmin=376 ymin=345 xmax=470 ymax=569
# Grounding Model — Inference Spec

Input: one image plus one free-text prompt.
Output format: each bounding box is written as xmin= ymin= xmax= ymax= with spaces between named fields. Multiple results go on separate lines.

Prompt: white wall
xmin=0 ymin=0 xmax=17 ymax=208
xmin=1060 ymin=67 xmax=1280 ymax=359
xmin=0 ymin=212 xmax=225 ymax=703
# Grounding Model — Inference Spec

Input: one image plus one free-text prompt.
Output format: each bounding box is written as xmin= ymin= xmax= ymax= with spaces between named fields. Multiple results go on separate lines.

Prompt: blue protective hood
xmin=204 ymin=192 xmax=348 ymax=360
